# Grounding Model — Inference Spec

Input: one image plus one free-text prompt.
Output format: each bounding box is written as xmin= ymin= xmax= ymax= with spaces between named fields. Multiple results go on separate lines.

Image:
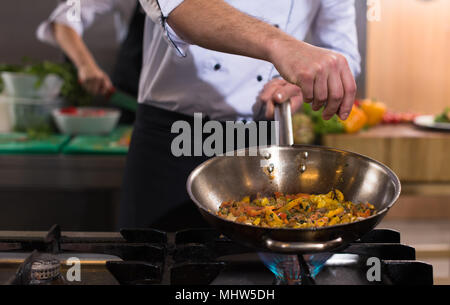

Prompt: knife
xmin=106 ymin=87 xmax=138 ymax=112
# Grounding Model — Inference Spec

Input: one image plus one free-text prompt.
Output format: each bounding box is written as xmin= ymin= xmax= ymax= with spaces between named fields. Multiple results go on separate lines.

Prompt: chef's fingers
xmin=266 ymin=83 xmax=302 ymax=118
xmin=338 ymin=63 xmax=357 ymax=120
xmin=260 ymin=79 xmax=286 ymax=119
xmin=312 ymin=71 xmax=328 ymax=111
xmin=91 ymin=79 xmax=104 ymax=96
xmin=100 ymin=77 xmax=114 ymax=96
xmin=297 ymin=72 xmax=314 ymax=104
xmin=82 ymin=78 xmax=97 ymax=95
xmin=322 ymin=72 xmax=344 ymax=120
xmin=273 ymin=83 xmax=302 ymax=104
xmin=265 ymin=98 xmax=275 ymax=119
xmin=290 ymin=94 xmax=303 ymax=113
xmin=259 ymin=78 xmax=286 ymax=102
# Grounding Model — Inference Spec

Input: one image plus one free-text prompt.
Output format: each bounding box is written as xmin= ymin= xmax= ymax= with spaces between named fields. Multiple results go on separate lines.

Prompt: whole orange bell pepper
xmin=360 ymin=99 xmax=387 ymax=126
xmin=340 ymin=105 xmax=368 ymax=133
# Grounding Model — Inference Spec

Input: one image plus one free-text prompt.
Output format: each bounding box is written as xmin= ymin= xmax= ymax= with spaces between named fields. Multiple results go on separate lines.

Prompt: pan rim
xmin=186 ymin=144 xmax=401 ymax=232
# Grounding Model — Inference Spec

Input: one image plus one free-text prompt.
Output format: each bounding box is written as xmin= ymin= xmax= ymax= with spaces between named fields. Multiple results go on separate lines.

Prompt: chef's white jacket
xmin=38 ymin=0 xmax=361 ymax=121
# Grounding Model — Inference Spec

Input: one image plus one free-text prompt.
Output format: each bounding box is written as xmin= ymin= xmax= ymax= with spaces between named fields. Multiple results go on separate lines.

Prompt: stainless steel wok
xmin=186 ymin=103 xmax=401 ymax=254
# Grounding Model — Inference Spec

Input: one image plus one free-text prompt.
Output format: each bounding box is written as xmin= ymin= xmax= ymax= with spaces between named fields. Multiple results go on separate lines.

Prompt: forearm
xmin=52 ymin=23 xmax=98 ymax=70
xmin=52 ymin=22 xmax=112 ymax=95
xmin=167 ymin=0 xmax=295 ymax=62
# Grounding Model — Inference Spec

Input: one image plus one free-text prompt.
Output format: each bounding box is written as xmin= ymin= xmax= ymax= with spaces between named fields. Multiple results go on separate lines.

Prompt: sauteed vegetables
xmin=217 ymin=190 xmax=375 ymax=228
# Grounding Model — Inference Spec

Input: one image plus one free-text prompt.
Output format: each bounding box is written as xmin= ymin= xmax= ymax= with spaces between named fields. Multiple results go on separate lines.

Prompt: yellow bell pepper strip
xmin=334 ymin=189 xmax=344 ymax=202
xmin=260 ymin=197 xmax=270 ymax=206
xmin=360 ymin=99 xmax=387 ymax=126
xmin=326 ymin=207 xmax=344 ymax=219
xmin=275 ymin=198 xmax=303 ymax=214
xmin=241 ymin=196 xmax=250 ymax=204
xmin=328 ymin=216 xmax=341 ymax=226
xmin=340 ymin=105 xmax=368 ymax=134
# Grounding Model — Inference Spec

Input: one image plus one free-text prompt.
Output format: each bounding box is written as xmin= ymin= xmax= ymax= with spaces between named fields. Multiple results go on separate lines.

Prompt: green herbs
xmin=25 ymin=124 xmax=53 ymax=140
xmin=435 ymin=107 xmax=450 ymax=123
xmin=0 ymin=59 xmax=93 ymax=106
xmin=302 ymin=103 xmax=345 ymax=136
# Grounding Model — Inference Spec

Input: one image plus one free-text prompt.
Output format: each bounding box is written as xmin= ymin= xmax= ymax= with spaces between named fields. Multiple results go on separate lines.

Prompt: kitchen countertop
xmin=0 ymin=154 xmax=126 ymax=189
xmin=324 ymin=124 xmax=450 ymax=183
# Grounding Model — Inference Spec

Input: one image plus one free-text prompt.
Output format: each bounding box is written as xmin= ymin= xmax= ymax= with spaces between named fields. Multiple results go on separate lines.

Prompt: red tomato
xmin=60 ymin=107 xmax=78 ymax=115
xmin=392 ymin=113 xmax=402 ymax=124
xmin=79 ymin=109 xmax=107 ymax=117
xmin=383 ymin=112 xmax=401 ymax=124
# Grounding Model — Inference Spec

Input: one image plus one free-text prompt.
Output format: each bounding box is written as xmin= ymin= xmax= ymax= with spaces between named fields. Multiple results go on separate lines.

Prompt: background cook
xmin=37 ymin=0 xmax=146 ymax=122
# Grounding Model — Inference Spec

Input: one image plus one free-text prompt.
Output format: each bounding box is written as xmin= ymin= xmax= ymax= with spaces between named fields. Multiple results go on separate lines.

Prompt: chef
xmin=114 ymin=0 xmax=361 ymax=231
xmin=45 ymin=0 xmax=361 ymax=231
xmin=37 ymin=0 xmax=146 ymax=122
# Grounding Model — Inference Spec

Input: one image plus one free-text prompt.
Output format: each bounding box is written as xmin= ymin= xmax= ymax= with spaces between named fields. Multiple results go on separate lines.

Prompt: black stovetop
xmin=0 ymin=224 xmax=433 ymax=285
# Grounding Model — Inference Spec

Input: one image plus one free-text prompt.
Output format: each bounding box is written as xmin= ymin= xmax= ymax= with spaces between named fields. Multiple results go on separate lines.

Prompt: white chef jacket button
xmin=214 ymin=63 xmax=221 ymax=71
xmin=257 ymin=75 xmax=263 ymax=82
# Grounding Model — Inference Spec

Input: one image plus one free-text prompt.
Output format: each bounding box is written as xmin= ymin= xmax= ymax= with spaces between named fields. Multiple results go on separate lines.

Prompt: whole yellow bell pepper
xmin=340 ymin=105 xmax=368 ymax=133
xmin=360 ymin=99 xmax=387 ymax=126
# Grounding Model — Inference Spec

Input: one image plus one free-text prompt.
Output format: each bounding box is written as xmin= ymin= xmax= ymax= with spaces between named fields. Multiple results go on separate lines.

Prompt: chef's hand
xmin=269 ymin=39 xmax=356 ymax=120
xmin=257 ymin=78 xmax=303 ymax=119
xmin=78 ymin=63 xmax=113 ymax=96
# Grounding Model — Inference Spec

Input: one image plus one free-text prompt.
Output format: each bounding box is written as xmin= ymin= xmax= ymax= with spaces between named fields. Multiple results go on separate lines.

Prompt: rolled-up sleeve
xmin=310 ymin=0 xmax=361 ymax=77
xmin=139 ymin=0 xmax=189 ymax=56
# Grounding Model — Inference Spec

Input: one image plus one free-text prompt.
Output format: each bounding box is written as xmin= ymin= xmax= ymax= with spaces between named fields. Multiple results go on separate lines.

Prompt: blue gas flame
xmin=258 ymin=253 xmax=332 ymax=282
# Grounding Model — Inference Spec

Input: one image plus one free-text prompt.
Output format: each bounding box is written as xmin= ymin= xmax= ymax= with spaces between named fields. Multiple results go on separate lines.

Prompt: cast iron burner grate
xmin=0 ymin=224 xmax=433 ymax=285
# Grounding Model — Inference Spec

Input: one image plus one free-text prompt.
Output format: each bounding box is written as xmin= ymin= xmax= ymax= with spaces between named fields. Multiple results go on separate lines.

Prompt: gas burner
xmin=30 ymin=255 xmax=61 ymax=283
xmin=0 ymin=225 xmax=433 ymax=285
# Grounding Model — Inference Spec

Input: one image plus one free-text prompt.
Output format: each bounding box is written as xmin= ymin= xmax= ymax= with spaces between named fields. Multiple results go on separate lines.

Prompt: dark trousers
xmin=119 ymin=104 xmax=273 ymax=231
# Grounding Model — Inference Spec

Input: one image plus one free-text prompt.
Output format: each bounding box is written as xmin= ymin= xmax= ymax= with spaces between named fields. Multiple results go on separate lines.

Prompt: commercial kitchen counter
xmin=0 ymin=155 xmax=126 ymax=231
xmin=324 ymin=123 xmax=450 ymax=183
xmin=0 ymin=154 xmax=126 ymax=189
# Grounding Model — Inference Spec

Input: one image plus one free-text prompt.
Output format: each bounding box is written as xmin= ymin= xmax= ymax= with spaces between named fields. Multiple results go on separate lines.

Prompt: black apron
xmin=119 ymin=104 xmax=275 ymax=231
xmin=111 ymin=3 xmax=146 ymax=123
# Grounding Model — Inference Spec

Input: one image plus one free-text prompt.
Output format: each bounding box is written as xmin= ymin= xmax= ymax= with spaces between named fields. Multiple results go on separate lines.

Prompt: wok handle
xmin=263 ymin=236 xmax=344 ymax=254
xmin=274 ymin=101 xmax=294 ymax=146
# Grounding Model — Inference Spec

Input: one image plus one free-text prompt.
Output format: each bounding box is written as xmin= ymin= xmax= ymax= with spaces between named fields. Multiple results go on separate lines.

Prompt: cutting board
xmin=0 ymin=133 xmax=70 ymax=154
xmin=62 ymin=126 xmax=132 ymax=155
